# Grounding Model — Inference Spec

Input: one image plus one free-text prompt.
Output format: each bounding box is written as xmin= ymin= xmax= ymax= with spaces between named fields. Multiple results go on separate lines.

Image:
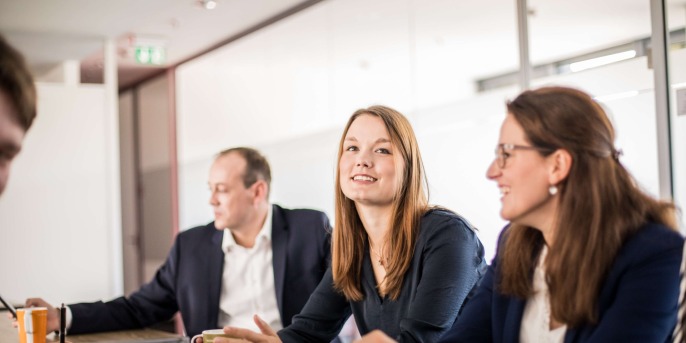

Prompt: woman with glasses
xmin=211 ymin=105 xmax=487 ymax=343
xmin=360 ymin=86 xmax=683 ymax=343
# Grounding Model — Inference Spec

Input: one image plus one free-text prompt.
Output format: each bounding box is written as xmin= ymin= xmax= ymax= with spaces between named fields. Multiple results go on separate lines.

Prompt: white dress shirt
xmin=520 ymin=246 xmax=567 ymax=343
xmin=217 ymin=206 xmax=282 ymax=332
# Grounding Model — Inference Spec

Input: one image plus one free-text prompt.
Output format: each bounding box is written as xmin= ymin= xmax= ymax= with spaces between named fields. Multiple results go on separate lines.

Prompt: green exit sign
xmin=135 ymin=46 xmax=166 ymax=65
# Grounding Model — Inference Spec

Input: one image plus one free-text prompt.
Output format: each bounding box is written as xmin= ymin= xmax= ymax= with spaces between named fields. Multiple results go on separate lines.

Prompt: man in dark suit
xmin=24 ymin=147 xmax=332 ymax=338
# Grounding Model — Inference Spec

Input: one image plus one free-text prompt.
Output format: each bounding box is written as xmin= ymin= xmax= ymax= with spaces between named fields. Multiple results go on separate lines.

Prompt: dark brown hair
xmin=332 ymin=105 xmax=429 ymax=301
xmin=498 ymin=86 xmax=677 ymax=327
xmin=0 ymin=34 xmax=36 ymax=131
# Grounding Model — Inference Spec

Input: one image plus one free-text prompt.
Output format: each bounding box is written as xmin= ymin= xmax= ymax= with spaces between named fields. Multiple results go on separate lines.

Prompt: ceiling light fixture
xmin=569 ymin=50 xmax=637 ymax=73
xmin=593 ymin=90 xmax=641 ymax=103
xmin=198 ymin=0 xmax=217 ymax=10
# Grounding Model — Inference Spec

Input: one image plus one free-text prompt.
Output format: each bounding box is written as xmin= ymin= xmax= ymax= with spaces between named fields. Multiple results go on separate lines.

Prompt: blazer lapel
xmin=271 ymin=205 xmax=288 ymax=319
xmin=503 ymin=298 xmax=526 ymax=343
xmin=208 ymin=226 xmax=224 ymax=328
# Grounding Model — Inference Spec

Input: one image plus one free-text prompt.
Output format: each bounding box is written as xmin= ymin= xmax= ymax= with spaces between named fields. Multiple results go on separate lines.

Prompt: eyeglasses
xmin=494 ymin=143 xmax=553 ymax=169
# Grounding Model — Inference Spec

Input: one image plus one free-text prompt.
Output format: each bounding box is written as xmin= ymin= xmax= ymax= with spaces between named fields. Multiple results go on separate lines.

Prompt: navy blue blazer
xmin=68 ymin=204 xmax=332 ymax=337
xmin=440 ymin=222 xmax=684 ymax=343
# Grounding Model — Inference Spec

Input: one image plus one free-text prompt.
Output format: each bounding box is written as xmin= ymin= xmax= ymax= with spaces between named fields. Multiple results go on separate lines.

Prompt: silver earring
xmin=549 ymin=185 xmax=558 ymax=195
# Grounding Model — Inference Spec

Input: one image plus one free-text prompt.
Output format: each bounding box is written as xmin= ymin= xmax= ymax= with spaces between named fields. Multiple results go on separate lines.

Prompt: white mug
xmin=191 ymin=329 xmax=237 ymax=343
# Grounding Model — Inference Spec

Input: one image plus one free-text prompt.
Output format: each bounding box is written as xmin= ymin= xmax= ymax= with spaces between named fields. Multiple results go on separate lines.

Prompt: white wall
xmin=0 ymin=83 xmax=121 ymax=305
xmin=119 ymin=90 xmax=141 ymax=295
xmin=174 ymin=0 xmax=519 ymax=240
xmin=137 ymin=75 xmax=175 ymax=282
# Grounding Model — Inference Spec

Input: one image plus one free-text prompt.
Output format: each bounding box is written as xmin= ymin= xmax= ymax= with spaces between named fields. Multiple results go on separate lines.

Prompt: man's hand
xmin=215 ymin=315 xmax=282 ymax=343
xmin=23 ymin=298 xmax=60 ymax=332
xmin=6 ymin=311 xmax=17 ymax=328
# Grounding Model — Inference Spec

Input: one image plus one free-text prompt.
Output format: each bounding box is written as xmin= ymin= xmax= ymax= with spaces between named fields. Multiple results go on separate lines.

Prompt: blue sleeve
xmin=277 ymin=268 xmax=352 ymax=343
xmin=439 ymin=225 xmax=511 ymax=343
xmin=439 ymin=261 xmax=496 ymax=342
xmin=396 ymin=215 xmax=487 ymax=343
xmin=322 ymin=212 xmax=333 ymax=269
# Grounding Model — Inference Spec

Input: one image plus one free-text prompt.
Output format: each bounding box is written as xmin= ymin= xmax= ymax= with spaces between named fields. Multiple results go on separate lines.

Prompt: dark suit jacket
xmin=69 ymin=204 xmax=332 ymax=337
xmin=440 ymin=222 xmax=684 ymax=343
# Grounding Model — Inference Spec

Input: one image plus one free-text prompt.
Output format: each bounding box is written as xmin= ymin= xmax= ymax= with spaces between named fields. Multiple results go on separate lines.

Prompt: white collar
xmin=221 ymin=205 xmax=272 ymax=252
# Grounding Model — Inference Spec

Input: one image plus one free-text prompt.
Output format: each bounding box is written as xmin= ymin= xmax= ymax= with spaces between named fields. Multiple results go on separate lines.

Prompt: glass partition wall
xmin=175 ymin=0 xmax=686 ymax=270
xmin=176 ymin=0 xmax=522 ymax=259
xmin=667 ymin=0 xmax=686 ymax=230
xmin=527 ymin=0 xmax=662 ymax=197
xmin=523 ymin=0 xmax=684 ymax=229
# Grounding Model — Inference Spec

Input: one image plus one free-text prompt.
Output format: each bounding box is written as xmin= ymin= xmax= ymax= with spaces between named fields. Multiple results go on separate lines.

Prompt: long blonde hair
xmin=332 ymin=105 xmax=429 ymax=301
xmin=498 ymin=87 xmax=677 ymax=327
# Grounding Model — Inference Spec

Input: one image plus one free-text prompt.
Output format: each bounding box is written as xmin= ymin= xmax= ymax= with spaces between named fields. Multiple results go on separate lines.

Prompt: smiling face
xmin=339 ymin=114 xmax=403 ymax=209
xmin=486 ymin=113 xmax=557 ymax=229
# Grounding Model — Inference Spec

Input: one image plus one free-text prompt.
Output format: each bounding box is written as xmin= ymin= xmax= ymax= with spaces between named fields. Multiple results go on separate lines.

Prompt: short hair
xmin=0 ymin=34 xmax=36 ymax=131
xmin=216 ymin=147 xmax=272 ymax=191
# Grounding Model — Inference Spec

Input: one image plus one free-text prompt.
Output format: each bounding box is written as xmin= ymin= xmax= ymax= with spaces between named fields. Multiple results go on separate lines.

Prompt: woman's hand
xmin=354 ymin=330 xmax=396 ymax=343
xmin=215 ymin=315 xmax=282 ymax=343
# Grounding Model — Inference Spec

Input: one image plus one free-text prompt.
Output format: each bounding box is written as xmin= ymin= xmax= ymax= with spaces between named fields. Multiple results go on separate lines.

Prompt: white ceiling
xmin=0 ymin=0 xmax=311 ymax=88
xmin=0 ymin=0 xmax=685 ymax=90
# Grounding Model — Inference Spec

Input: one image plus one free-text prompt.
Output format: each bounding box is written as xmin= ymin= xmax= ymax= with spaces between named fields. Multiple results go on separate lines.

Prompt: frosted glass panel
xmin=529 ymin=0 xmax=660 ymax=201
xmin=667 ymin=0 xmax=686 ymax=231
xmin=528 ymin=0 xmax=652 ymax=65
xmin=414 ymin=0 xmax=518 ymax=107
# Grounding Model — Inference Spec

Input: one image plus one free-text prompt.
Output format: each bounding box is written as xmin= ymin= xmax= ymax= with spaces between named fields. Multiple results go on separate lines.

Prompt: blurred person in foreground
xmin=0 ymin=34 xmax=37 ymax=196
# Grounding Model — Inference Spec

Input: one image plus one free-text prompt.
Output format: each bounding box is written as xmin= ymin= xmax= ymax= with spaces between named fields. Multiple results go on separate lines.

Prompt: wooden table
xmin=1 ymin=309 xmax=188 ymax=342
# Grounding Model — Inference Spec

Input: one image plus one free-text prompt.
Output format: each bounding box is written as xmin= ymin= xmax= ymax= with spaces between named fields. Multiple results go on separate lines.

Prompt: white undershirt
xmin=218 ymin=206 xmax=282 ymax=332
xmin=520 ymin=246 xmax=567 ymax=343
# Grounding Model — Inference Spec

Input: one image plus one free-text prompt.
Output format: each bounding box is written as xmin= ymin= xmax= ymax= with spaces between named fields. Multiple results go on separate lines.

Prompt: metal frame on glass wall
xmin=650 ymin=0 xmax=674 ymax=199
xmin=514 ymin=0 xmax=674 ymax=200
xmin=516 ymin=0 xmax=531 ymax=90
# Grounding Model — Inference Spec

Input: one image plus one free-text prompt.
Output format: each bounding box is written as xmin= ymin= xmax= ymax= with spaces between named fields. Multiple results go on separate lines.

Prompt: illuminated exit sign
xmin=135 ymin=46 xmax=166 ymax=65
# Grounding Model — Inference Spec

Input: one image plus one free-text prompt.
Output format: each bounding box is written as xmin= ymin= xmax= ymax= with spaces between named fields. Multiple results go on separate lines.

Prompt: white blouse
xmin=519 ymin=246 xmax=567 ymax=343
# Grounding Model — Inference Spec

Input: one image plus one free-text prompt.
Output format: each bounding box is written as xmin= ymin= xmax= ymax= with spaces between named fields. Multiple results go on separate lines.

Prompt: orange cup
xmin=17 ymin=307 xmax=48 ymax=343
